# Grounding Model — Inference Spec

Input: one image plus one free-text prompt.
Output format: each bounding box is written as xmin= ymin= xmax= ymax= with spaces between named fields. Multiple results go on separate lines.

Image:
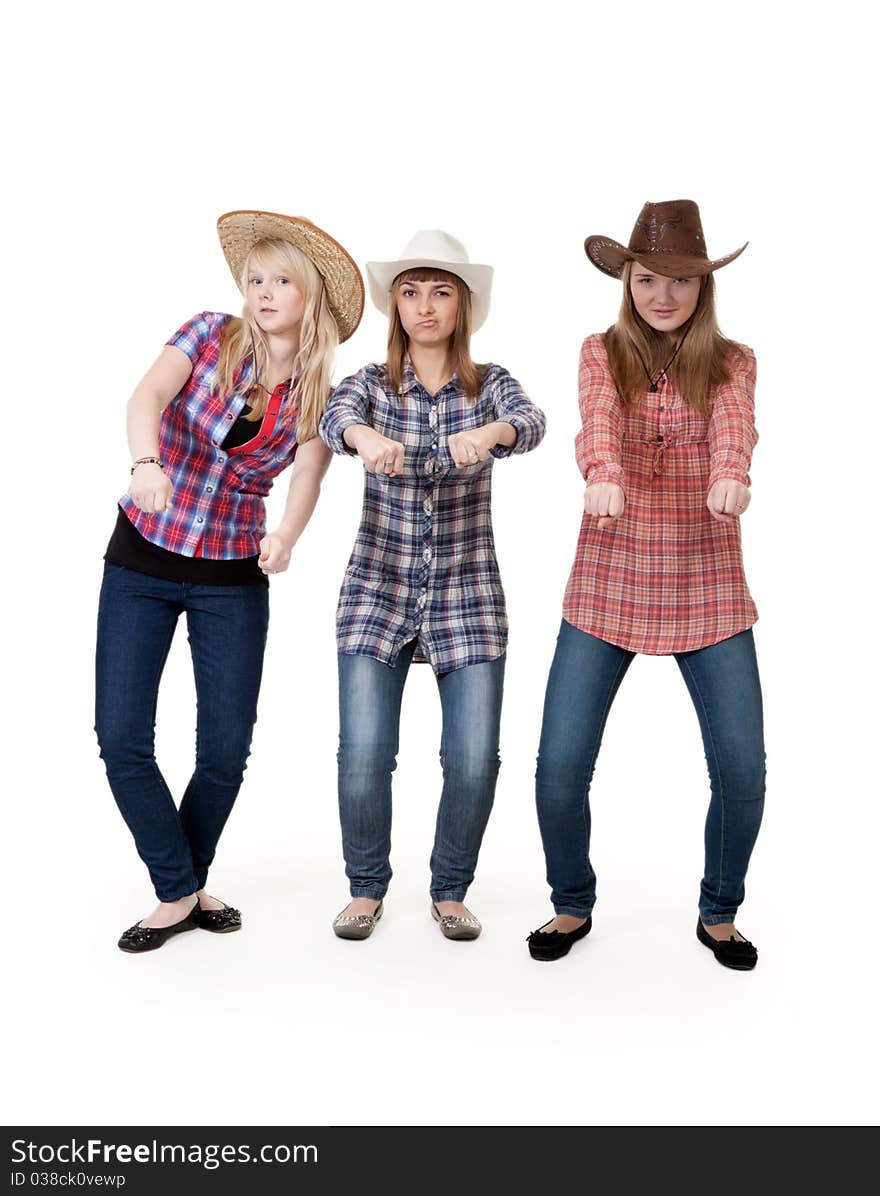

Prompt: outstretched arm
xmin=707 ymin=348 xmax=758 ymax=524
xmin=448 ymin=368 xmax=546 ymax=466
xmin=575 ymin=336 xmax=626 ymax=529
xmin=258 ymin=435 xmax=333 ymax=574
xmin=127 ymin=344 xmax=193 ymax=513
xmin=319 ymin=372 xmax=405 ymax=476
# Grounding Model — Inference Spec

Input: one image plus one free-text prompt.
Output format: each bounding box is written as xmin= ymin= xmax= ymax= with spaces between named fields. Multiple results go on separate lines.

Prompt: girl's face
xmin=395 ymin=277 xmax=459 ymax=349
xmin=246 ymin=256 xmax=305 ymax=336
xmin=629 ymin=264 xmax=701 ymax=336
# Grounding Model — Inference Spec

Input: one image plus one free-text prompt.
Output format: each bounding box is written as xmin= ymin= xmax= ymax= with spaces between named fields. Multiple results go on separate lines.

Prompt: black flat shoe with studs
xmin=696 ymin=918 xmax=758 ymax=970
xmin=193 ymin=902 xmax=242 ymax=933
xmin=117 ymin=908 xmax=199 ymax=954
xmin=527 ymin=916 xmax=592 ymax=961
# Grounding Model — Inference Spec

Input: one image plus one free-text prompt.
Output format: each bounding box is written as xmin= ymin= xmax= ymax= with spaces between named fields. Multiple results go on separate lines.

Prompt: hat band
xmin=631 ymin=245 xmax=709 ymax=259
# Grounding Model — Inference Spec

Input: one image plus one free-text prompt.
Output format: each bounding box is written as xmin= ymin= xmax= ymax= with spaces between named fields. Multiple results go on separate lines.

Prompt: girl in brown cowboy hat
xmin=95 ymin=211 xmax=364 ymax=952
xmin=528 ymin=200 xmax=765 ymax=970
xmin=320 ymin=230 xmax=546 ymax=942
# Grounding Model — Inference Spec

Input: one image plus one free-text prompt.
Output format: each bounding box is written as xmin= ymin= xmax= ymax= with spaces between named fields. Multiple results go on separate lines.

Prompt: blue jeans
xmin=337 ymin=644 xmax=506 ymax=902
xmin=95 ymin=563 xmax=269 ymax=902
xmin=535 ymin=620 xmax=765 ymax=924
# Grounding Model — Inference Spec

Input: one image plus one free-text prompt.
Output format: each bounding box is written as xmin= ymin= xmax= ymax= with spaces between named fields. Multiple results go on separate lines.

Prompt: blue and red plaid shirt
xmin=320 ymin=359 xmax=546 ymax=673
xmin=119 ymin=312 xmax=301 ymax=558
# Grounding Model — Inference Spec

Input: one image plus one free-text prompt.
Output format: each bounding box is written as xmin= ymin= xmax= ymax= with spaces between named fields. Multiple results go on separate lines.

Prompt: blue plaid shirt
xmin=320 ymin=359 xmax=546 ymax=673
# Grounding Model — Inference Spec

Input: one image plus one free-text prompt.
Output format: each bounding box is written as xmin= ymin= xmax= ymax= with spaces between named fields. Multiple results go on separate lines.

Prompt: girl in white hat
xmin=96 ymin=211 xmax=363 ymax=952
xmin=320 ymin=230 xmax=546 ymax=941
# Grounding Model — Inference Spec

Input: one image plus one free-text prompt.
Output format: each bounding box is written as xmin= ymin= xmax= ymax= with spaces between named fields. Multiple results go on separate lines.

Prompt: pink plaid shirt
xmin=562 ymin=333 xmax=758 ymax=654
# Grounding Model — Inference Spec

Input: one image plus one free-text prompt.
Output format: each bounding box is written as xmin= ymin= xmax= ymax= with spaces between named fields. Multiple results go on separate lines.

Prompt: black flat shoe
xmin=193 ymin=902 xmax=242 ymax=933
xmin=527 ymin=916 xmax=592 ymax=961
xmin=117 ymin=909 xmax=199 ymax=954
xmin=696 ymin=919 xmax=758 ymax=970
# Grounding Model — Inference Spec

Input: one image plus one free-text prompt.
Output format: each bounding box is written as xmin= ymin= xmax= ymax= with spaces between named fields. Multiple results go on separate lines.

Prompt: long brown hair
xmin=212 ymin=239 xmax=338 ymax=441
xmin=604 ymin=261 xmax=745 ymax=416
xmin=385 ymin=267 xmax=483 ymax=400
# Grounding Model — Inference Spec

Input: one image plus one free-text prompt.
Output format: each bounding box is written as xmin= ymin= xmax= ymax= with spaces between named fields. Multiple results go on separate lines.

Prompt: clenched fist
xmin=707 ymin=478 xmax=750 ymax=524
xmin=258 ymin=532 xmax=293 ymax=575
xmin=448 ymin=425 xmax=497 ymax=467
xmin=346 ymin=426 xmax=405 ymax=477
xmin=584 ymin=482 xmax=625 ymax=530
xmin=130 ymin=462 xmax=173 ymax=513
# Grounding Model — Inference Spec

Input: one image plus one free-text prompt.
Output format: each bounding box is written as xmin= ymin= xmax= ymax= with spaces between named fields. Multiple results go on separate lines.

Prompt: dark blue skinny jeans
xmin=535 ymin=620 xmax=765 ymax=924
xmin=95 ymin=563 xmax=269 ymax=902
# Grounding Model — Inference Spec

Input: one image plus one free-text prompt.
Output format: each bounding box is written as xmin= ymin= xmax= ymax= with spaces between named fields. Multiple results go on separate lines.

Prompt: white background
xmin=3 ymin=0 xmax=877 ymax=1127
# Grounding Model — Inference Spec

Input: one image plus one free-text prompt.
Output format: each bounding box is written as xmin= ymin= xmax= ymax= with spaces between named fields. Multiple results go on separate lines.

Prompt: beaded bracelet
xmin=131 ymin=456 xmax=163 ymax=475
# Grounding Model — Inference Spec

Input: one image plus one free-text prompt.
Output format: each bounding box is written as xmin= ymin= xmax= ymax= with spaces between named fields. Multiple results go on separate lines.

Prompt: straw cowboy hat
xmin=366 ymin=230 xmax=494 ymax=331
xmin=217 ymin=210 xmax=365 ymax=342
xmin=585 ymin=200 xmax=748 ymax=280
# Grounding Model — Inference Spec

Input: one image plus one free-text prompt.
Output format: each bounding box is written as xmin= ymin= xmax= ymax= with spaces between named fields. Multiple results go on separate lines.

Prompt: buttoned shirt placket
xmin=404 ymin=377 xmax=443 ymax=651
xmin=652 ymin=374 xmax=673 ymax=475
xmin=186 ymin=368 xmax=290 ymax=553
xmin=185 ymin=390 xmax=249 ymax=552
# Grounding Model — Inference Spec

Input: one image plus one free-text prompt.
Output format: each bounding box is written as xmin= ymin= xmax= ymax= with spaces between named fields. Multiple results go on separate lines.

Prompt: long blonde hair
xmin=213 ymin=238 xmax=338 ymax=441
xmin=385 ymin=267 xmax=483 ymax=401
xmin=604 ymin=261 xmax=745 ymax=416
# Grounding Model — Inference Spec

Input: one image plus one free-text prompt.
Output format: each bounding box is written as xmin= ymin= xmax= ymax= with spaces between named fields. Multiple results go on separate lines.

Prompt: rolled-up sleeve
xmin=319 ymin=371 xmax=371 ymax=456
xmin=489 ymin=368 xmax=546 ymax=458
xmin=707 ymin=347 xmax=758 ymax=489
xmin=574 ymin=335 xmax=626 ymax=490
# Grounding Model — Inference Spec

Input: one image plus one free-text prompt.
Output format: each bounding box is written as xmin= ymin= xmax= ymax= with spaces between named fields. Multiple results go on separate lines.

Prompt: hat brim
xmin=217 ymin=210 xmax=365 ymax=342
xmin=366 ymin=257 xmax=494 ymax=332
xmin=584 ymin=235 xmax=748 ymax=279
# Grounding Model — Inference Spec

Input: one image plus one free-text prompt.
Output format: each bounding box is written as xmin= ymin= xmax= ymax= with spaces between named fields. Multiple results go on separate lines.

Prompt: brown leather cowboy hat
xmin=585 ymin=199 xmax=747 ymax=279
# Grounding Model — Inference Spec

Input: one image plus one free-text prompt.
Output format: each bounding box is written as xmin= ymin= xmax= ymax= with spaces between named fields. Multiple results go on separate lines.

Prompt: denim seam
xmin=678 ymin=653 xmax=727 ymax=920
xmin=183 ymin=597 xmax=265 ymax=893
xmin=150 ymin=614 xmax=198 ymax=899
xmin=431 ymin=655 xmax=504 ymax=900
xmin=148 ymin=618 xmax=179 ymax=748
xmin=337 ymin=646 xmax=412 ymax=900
xmin=577 ymin=652 xmax=631 ymax=901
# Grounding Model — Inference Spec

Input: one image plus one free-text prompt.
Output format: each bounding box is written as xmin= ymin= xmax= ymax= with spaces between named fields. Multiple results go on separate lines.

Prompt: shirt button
xmin=423 ymin=548 xmax=432 ymax=563
xmin=196 ymin=516 xmax=204 ymax=524
xmin=217 ymin=454 xmax=226 ymax=462
xmin=225 ymin=413 xmax=234 ymax=421
xmin=431 ymin=441 xmax=437 ymax=450
xmin=205 ymin=485 xmax=213 ymax=493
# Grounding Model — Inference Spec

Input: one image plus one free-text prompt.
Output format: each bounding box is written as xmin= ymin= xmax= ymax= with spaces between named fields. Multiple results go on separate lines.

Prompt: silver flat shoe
xmin=332 ymin=899 xmax=383 ymax=941
xmin=431 ymin=902 xmax=482 ymax=941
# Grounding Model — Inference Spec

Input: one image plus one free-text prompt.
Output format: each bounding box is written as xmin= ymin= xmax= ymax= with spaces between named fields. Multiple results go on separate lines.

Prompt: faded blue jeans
xmin=95 ymin=563 xmax=269 ymax=902
xmin=337 ymin=643 xmax=506 ymax=902
xmin=535 ymin=620 xmax=765 ymax=924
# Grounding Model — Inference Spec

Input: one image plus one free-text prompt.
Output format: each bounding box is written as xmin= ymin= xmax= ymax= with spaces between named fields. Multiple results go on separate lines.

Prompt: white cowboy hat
xmin=366 ymin=230 xmax=494 ymax=332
